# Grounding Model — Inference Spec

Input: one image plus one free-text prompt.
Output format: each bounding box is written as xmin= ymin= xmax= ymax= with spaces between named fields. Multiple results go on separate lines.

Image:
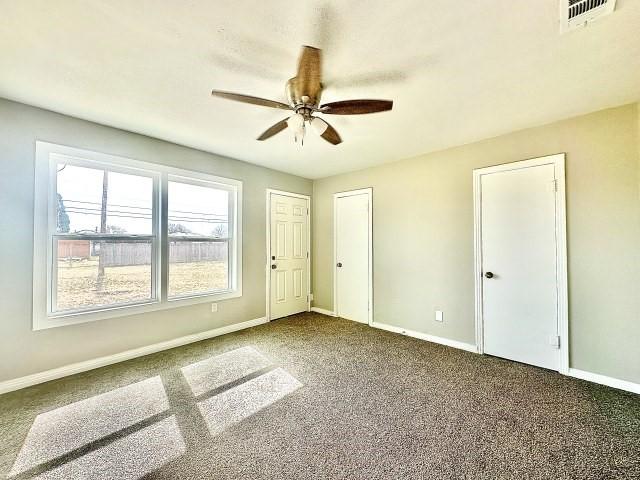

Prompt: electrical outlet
xmin=435 ymin=310 xmax=443 ymax=322
xmin=211 ymin=303 xmax=218 ymax=313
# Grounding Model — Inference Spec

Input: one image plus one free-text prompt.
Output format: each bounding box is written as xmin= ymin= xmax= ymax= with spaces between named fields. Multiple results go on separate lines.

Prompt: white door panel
xmin=335 ymin=192 xmax=370 ymax=323
xmin=481 ymin=164 xmax=559 ymax=370
xmin=270 ymin=193 xmax=308 ymax=319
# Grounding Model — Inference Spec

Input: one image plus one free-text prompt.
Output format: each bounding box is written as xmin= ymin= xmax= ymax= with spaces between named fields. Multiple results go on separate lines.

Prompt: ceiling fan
xmin=210 ymin=45 xmax=393 ymax=145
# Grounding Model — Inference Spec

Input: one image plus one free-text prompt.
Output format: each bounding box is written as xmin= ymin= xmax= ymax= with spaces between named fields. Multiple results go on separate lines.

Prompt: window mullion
xmin=160 ymin=173 xmax=169 ymax=303
xmin=150 ymin=172 xmax=160 ymax=302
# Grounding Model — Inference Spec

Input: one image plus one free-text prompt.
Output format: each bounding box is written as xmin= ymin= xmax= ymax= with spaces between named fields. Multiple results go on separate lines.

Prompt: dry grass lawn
xmin=56 ymin=257 xmax=227 ymax=311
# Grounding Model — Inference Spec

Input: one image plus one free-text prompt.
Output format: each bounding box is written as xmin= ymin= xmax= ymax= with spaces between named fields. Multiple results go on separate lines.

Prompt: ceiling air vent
xmin=560 ymin=0 xmax=617 ymax=32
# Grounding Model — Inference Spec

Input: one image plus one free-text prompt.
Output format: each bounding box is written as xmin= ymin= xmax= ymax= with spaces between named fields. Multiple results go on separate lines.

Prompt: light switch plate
xmin=435 ymin=310 xmax=443 ymax=322
xmin=211 ymin=303 xmax=218 ymax=313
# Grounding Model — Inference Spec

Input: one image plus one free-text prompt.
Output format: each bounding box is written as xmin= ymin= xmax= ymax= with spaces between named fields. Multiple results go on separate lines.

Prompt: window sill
xmin=33 ymin=289 xmax=242 ymax=331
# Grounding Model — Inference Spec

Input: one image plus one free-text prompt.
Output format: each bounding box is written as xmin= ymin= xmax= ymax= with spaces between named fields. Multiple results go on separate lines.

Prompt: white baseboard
xmin=370 ymin=321 xmax=478 ymax=353
xmin=4 ymin=315 xmax=636 ymax=397
xmin=568 ymin=368 xmax=640 ymax=395
xmin=0 ymin=316 xmax=268 ymax=395
xmin=370 ymin=323 xmax=639 ymax=395
xmin=310 ymin=307 xmax=337 ymax=317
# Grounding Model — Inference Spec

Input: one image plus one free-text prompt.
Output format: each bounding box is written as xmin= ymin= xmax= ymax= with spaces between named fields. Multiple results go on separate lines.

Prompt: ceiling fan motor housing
xmin=286 ymin=77 xmax=321 ymax=112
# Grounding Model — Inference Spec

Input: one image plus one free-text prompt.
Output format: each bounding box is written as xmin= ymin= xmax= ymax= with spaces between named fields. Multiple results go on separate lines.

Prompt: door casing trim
xmin=333 ymin=188 xmax=373 ymax=326
xmin=473 ymin=154 xmax=569 ymax=374
xmin=265 ymin=189 xmax=311 ymax=321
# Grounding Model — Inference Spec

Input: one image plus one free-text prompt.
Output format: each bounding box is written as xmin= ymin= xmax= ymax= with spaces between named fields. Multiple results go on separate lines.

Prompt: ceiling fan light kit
xmin=211 ymin=45 xmax=393 ymax=145
xmin=286 ymin=113 xmax=306 ymax=144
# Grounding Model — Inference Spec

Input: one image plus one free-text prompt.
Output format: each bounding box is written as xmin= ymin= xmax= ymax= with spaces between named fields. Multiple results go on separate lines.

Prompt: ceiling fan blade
xmin=211 ymin=90 xmax=291 ymax=110
xmin=295 ymin=46 xmax=322 ymax=105
xmin=320 ymin=120 xmax=342 ymax=145
xmin=257 ymin=118 xmax=290 ymax=141
xmin=321 ymin=99 xmax=393 ymax=115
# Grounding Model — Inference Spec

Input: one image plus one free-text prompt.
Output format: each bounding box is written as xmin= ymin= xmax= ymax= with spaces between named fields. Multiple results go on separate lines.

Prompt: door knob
xmin=271 ymin=264 xmax=277 ymax=270
xmin=336 ymin=262 xmax=342 ymax=268
xmin=484 ymin=271 xmax=494 ymax=279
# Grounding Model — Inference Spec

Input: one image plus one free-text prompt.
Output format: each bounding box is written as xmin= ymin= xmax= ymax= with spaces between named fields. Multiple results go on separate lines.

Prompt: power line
xmin=65 ymin=209 xmax=226 ymax=225
xmin=64 ymin=199 xmax=151 ymax=211
xmin=64 ymin=204 xmax=226 ymax=219
xmin=64 ymin=206 xmax=152 ymax=218
xmin=62 ymin=198 xmax=228 ymax=217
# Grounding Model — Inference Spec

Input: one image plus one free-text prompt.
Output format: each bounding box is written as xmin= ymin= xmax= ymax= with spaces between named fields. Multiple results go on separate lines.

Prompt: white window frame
xmin=166 ymin=174 xmax=238 ymax=301
xmin=33 ymin=141 xmax=243 ymax=330
xmin=49 ymin=156 xmax=162 ymax=316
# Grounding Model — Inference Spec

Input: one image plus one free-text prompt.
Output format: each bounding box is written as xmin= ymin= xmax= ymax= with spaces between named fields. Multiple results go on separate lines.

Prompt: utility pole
xmin=96 ymin=170 xmax=108 ymax=291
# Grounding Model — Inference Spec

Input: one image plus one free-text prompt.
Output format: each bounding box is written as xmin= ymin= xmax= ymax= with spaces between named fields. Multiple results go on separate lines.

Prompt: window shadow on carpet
xmin=9 ymin=346 xmax=301 ymax=480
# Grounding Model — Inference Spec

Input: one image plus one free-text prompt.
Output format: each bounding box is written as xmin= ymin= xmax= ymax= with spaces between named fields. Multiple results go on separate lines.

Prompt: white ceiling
xmin=1 ymin=1 xmax=639 ymax=179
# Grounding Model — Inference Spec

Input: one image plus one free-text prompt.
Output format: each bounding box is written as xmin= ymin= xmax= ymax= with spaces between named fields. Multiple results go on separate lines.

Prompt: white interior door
xmin=269 ymin=193 xmax=308 ymax=320
xmin=335 ymin=191 xmax=371 ymax=323
xmin=480 ymin=163 xmax=560 ymax=370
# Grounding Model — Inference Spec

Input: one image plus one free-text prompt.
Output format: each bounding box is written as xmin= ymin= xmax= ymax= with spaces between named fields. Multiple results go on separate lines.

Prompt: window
xmin=33 ymin=142 xmax=242 ymax=329
xmin=168 ymin=177 xmax=233 ymax=298
xmin=53 ymin=162 xmax=158 ymax=314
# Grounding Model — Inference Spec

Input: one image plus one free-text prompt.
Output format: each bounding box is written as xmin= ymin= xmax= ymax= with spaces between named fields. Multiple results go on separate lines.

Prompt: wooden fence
xmin=99 ymin=241 xmax=227 ymax=266
xmin=57 ymin=240 xmax=91 ymax=259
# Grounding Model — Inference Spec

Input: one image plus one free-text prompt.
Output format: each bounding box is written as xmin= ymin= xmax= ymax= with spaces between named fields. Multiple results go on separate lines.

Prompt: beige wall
xmin=313 ymin=103 xmax=640 ymax=384
xmin=2 ymin=98 xmax=638 ymax=386
xmin=0 ymin=98 xmax=312 ymax=382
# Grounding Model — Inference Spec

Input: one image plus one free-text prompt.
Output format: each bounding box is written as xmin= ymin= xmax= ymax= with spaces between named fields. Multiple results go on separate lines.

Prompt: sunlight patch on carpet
xmin=9 ymin=376 xmax=169 ymax=476
xmin=33 ymin=416 xmax=185 ymax=479
xmin=181 ymin=346 xmax=272 ymax=396
xmin=197 ymin=367 xmax=302 ymax=436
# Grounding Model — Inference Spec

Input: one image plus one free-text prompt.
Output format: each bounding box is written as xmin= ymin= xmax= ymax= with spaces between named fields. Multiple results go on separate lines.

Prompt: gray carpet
xmin=1 ymin=312 xmax=639 ymax=479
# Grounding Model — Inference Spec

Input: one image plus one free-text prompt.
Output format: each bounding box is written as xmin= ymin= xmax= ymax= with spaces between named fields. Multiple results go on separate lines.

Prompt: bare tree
xmin=168 ymin=223 xmax=192 ymax=234
xmin=212 ymin=223 xmax=228 ymax=238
